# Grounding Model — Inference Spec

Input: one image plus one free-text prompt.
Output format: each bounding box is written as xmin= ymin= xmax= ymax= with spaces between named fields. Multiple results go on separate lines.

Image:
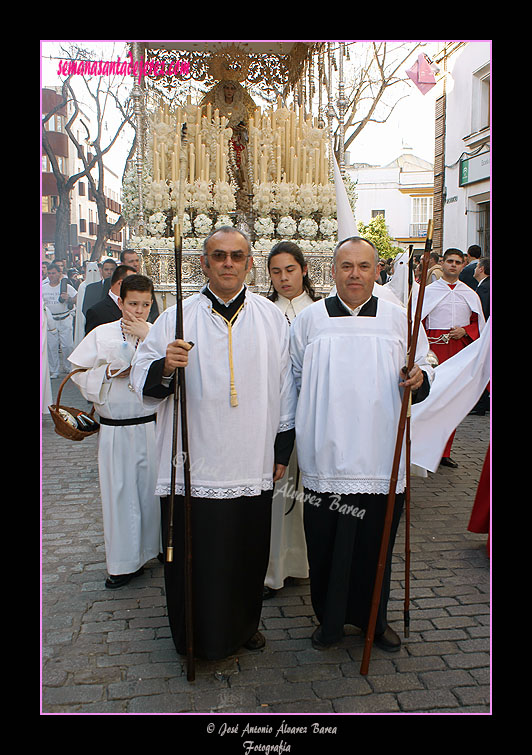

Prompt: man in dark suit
xmin=459 ymin=244 xmax=481 ymax=290
xmin=470 ymin=256 xmax=490 ymax=416
xmin=473 ymin=257 xmax=490 ymax=319
xmin=85 ymin=264 xmax=136 ymax=334
xmin=82 ymin=258 xmax=117 ymax=315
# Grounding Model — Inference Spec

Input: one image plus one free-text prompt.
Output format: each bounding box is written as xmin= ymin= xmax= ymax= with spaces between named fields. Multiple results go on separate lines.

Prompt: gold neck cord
xmin=211 ymin=302 xmax=245 ymax=407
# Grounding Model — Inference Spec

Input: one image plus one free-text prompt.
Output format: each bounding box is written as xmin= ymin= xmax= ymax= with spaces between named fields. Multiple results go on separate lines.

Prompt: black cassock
xmin=303 ymin=295 xmax=430 ymax=645
xmin=143 ymin=287 xmax=294 ymax=660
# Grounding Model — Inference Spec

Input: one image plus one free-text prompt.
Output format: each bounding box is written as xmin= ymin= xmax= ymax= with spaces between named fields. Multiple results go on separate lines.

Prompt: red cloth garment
xmin=468 ymin=445 xmax=490 ymax=555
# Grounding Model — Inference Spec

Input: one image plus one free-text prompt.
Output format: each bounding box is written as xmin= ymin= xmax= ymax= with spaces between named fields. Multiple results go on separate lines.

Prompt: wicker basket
xmin=48 ymin=369 xmax=100 ymax=441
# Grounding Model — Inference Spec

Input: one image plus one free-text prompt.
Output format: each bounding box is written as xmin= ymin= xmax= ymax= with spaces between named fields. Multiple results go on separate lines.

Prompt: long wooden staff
xmin=360 ymin=221 xmax=433 ymax=676
xmin=404 ymin=245 xmax=414 ymax=638
xmin=166 ymin=125 xmax=195 ymax=682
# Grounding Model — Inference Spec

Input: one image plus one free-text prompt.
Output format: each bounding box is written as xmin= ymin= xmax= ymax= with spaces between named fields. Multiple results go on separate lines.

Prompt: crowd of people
xmin=42 ymin=233 xmax=490 ymax=662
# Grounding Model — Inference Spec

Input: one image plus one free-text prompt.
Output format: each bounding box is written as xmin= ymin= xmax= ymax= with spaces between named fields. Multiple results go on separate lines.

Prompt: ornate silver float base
xmin=141 ymin=248 xmax=335 ymax=311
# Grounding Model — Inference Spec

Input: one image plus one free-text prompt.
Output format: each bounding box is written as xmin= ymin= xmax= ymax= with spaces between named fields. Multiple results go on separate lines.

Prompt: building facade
xmin=345 ymin=148 xmax=434 ymax=255
xmin=42 ymin=87 xmax=123 ymax=265
xmin=433 ymin=42 xmax=490 ymax=257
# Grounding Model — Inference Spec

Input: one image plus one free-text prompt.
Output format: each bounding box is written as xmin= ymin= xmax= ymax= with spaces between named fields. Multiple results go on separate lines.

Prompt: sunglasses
xmin=207 ymin=251 xmax=250 ymax=263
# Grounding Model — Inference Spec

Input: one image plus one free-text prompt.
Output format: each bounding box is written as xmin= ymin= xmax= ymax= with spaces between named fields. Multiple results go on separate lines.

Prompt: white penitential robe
xmin=68 ymin=320 xmax=161 ymax=576
xmin=264 ymin=291 xmax=314 ymax=590
xmin=74 ymin=262 xmax=100 ymax=347
xmin=131 ymin=291 xmax=297 ymax=499
xmin=421 ymin=277 xmax=486 ymax=332
xmin=291 ymin=297 xmax=434 ymax=495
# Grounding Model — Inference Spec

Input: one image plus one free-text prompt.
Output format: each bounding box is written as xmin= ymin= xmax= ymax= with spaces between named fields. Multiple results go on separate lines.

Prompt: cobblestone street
xmin=42 ymin=375 xmax=490 ymax=720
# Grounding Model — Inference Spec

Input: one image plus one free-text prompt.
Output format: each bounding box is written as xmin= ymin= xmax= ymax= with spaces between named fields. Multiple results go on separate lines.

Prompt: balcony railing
xmin=410 ymin=223 xmax=428 ymax=237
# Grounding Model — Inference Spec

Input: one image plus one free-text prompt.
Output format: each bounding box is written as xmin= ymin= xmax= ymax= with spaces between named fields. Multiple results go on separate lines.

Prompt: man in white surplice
xmin=130 ymin=227 xmax=297 ymax=661
xmin=290 ymin=236 xmax=434 ymax=653
xmin=68 ymin=274 xmax=161 ymax=589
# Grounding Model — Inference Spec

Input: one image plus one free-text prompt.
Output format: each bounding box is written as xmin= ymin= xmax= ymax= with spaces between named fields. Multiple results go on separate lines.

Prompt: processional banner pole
xmin=166 ymin=124 xmax=195 ymax=682
xmin=360 ymin=221 xmax=433 ymax=676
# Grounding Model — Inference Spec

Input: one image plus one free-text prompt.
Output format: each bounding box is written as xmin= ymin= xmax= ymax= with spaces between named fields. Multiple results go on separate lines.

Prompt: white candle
xmin=289 ymin=146 xmax=295 ymax=183
xmin=253 ymin=134 xmax=258 ymax=180
xmin=189 ymin=144 xmax=195 ymax=183
xmin=216 ymin=143 xmax=221 ymax=182
xmin=160 ymin=143 xmax=165 ymax=181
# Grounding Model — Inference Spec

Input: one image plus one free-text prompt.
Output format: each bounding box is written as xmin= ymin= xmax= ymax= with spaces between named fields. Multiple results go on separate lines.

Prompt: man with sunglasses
xmin=131 ymin=227 xmax=297 ymax=661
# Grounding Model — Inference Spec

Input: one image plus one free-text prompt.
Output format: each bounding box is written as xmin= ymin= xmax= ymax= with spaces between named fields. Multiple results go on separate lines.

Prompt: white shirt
xmin=336 ymin=294 xmax=373 ymax=317
xmin=274 ymin=291 xmax=315 ymax=323
xmin=42 ymin=280 xmax=77 ymax=316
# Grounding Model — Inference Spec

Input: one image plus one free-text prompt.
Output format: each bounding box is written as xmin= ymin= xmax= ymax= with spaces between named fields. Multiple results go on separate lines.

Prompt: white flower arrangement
xmin=253 ymin=237 xmax=276 ymax=251
xmin=253 ymin=182 xmax=275 ymax=215
xmin=187 ymin=236 xmax=204 ymax=250
xmin=145 ymin=180 xmax=172 ymax=212
xmin=214 ymin=214 xmax=234 ymax=230
xmin=122 ymin=162 xmax=152 ymax=222
xmin=297 ymin=238 xmax=313 ymax=252
xmin=272 ymin=182 xmax=295 ymax=215
xmin=276 ymin=215 xmax=297 ymax=238
xmin=296 ymin=184 xmax=319 ymax=216
xmin=317 ymin=183 xmax=337 ymax=217
xmin=254 ymin=215 xmax=275 ymax=237
xmin=193 ymin=213 xmax=213 ymax=236
xmin=129 ymin=236 xmax=174 ymax=251
xmin=319 ymin=217 xmax=338 ymax=238
xmin=309 ymin=239 xmax=336 ymax=252
xmin=190 ymin=180 xmax=212 ymax=214
xmin=298 ymin=217 xmax=318 ymax=239
xmin=147 ymin=211 xmax=167 ymax=237
xmin=212 ymin=180 xmax=236 ymax=214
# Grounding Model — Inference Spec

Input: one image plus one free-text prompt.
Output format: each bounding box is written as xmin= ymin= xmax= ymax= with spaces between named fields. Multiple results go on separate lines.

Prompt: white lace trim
xmin=278 ymin=419 xmax=295 ymax=432
xmin=155 ymin=480 xmax=274 ymax=499
xmin=301 ymin=475 xmax=406 ymax=496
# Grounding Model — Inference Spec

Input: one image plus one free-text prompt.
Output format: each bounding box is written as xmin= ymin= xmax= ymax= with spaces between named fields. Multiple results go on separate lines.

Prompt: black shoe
xmin=243 ymin=631 xmax=266 ymax=650
xmin=263 ymin=585 xmax=278 ymax=600
xmin=469 ymin=408 xmax=486 ymax=416
xmin=105 ymin=567 xmax=144 ymax=589
xmin=440 ymin=456 xmax=458 ymax=468
xmin=311 ymin=626 xmax=343 ymax=650
xmin=373 ymin=625 xmax=401 ymax=652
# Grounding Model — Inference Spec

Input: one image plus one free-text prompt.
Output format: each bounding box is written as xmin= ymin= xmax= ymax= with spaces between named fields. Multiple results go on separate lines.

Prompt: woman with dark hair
xmin=267 ymin=242 xmax=321 ymax=323
xmin=263 ymin=242 xmax=319 ymax=598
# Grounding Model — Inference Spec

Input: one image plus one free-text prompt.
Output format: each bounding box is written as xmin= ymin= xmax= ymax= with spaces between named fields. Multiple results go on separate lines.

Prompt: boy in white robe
xmin=290 ymin=237 xmax=434 ymax=652
xmin=68 ymin=274 xmax=161 ymax=589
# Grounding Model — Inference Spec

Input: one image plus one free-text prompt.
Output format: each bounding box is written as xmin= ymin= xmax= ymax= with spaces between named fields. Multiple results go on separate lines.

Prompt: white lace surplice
xmin=290 ymin=298 xmax=434 ymax=496
xmin=131 ymin=292 xmax=297 ymax=499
